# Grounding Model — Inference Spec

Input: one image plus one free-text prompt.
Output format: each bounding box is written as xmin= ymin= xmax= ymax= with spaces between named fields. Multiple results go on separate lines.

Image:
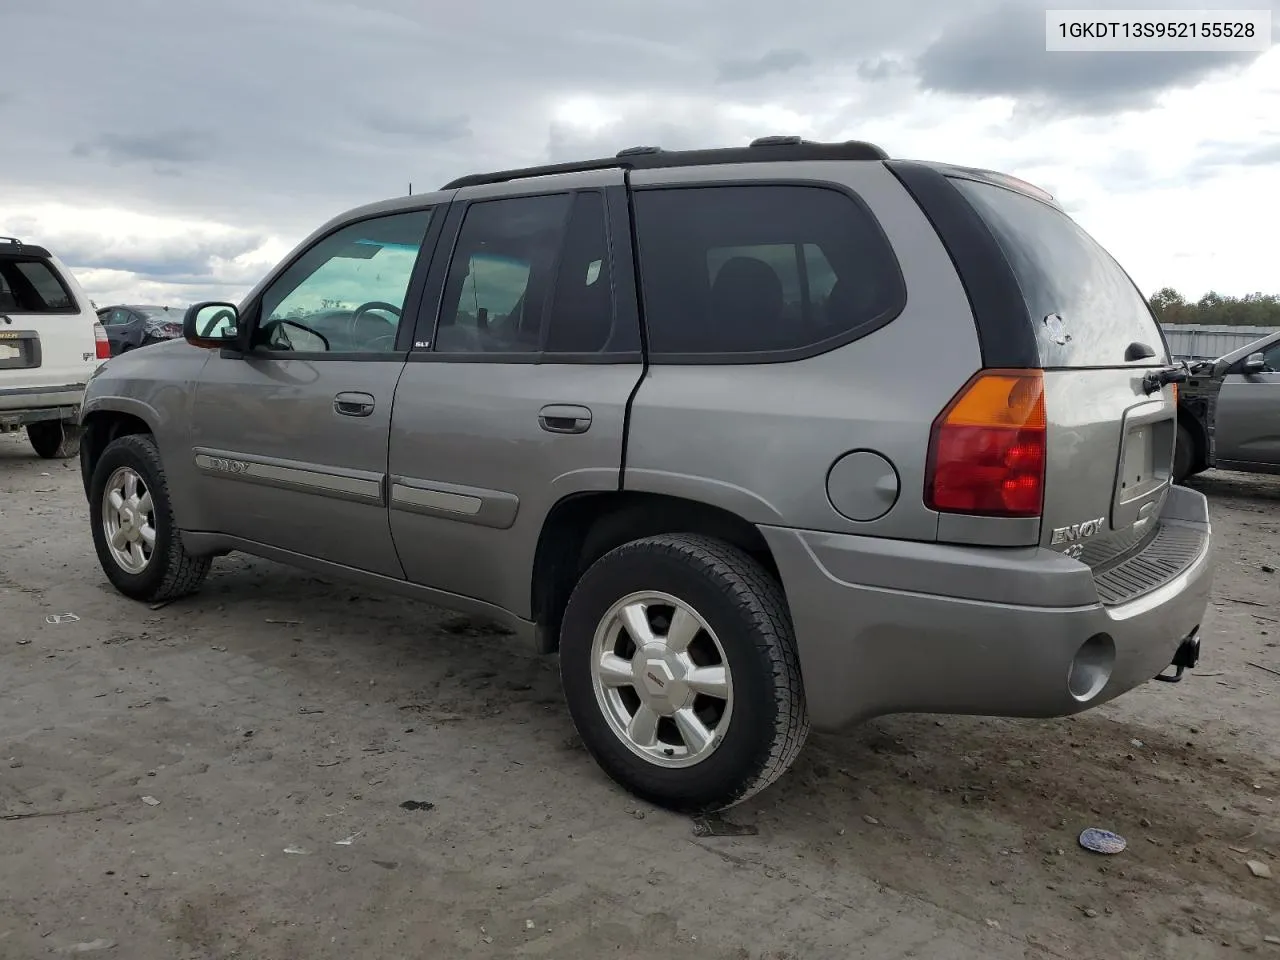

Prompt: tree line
xmin=1148 ymin=289 xmax=1280 ymax=327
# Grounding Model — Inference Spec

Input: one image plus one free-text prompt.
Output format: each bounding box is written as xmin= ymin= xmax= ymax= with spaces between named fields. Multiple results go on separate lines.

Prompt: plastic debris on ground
xmin=692 ymin=816 xmax=758 ymax=837
xmin=1079 ymin=827 xmax=1127 ymax=855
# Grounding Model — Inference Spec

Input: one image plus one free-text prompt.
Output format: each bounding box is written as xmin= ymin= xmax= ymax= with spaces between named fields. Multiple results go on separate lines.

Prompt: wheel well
xmin=81 ymin=411 xmax=152 ymax=487
xmin=1177 ymin=408 xmax=1208 ymax=471
xmin=530 ymin=492 xmax=779 ymax=653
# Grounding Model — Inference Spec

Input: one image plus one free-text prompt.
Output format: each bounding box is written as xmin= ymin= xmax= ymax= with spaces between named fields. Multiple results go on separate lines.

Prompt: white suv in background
xmin=0 ymin=236 xmax=108 ymax=458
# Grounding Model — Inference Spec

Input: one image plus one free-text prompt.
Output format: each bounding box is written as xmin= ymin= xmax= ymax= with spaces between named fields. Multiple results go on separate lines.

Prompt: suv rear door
xmin=0 ymin=244 xmax=98 ymax=397
xmin=387 ymin=172 xmax=644 ymax=619
xmin=947 ymin=174 xmax=1179 ymax=570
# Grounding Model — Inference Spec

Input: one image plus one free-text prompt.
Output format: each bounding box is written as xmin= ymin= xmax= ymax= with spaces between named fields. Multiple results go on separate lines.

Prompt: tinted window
xmin=953 ymin=179 xmax=1167 ymax=368
xmin=545 ymin=192 xmax=635 ymax=353
xmin=633 ymin=185 xmax=903 ymax=357
xmin=257 ymin=209 xmax=432 ymax=354
xmin=0 ymin=258 xmax=77 ymax=314
xmin=435 ymin=194 xmax=572 ymax=354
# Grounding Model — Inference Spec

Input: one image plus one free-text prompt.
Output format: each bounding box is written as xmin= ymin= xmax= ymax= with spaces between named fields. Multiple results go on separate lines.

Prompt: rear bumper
xmin=0 ymin=383 xmax=85 ymax=416
xmin=760 ymin=485 xmax=1214 ymax=732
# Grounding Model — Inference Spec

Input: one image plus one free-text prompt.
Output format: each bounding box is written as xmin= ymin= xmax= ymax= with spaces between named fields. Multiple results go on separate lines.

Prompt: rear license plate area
xmin=0 ymin=332 xmax=40 ymax=370
xmin=1113 ymin=404 xmax=1174 ymax=528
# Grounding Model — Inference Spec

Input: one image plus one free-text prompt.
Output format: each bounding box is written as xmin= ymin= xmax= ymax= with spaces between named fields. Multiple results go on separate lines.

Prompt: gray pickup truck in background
xmin=1175 ymin=329 xmax=1280 ymax=482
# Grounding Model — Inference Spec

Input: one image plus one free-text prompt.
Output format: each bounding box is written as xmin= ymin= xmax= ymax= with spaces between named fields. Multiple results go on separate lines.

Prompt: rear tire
xmin=1174 ymin=422 xmax=1195 ymax=484
xmin=27 ymin=419 xmax=82 ymax=459
xmin=89 ymin=433 xmax=211 ymax=603
xmin=559 ymin=533 xmax=809 ymax=813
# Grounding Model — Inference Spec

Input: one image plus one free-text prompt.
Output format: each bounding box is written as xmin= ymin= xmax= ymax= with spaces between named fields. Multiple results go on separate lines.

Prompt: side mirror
xmin=1242 ymin=352 xmax=1266 ymax=374
xmin=184 ymin=301 xmax=241 ymax=345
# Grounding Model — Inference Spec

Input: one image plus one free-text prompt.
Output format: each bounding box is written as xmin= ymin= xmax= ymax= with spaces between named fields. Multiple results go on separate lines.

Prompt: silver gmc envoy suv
xmin=79 ymin=138 xmax=1214 ymax=812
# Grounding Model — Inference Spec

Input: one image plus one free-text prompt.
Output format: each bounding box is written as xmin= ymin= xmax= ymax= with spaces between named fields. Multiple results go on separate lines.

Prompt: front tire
xmin=27 ymin=419 xmax=82 ymax=459
xmin=559 ymin=533 xmax=809 ymax=813
xmin=89 ymin=433 xmax=211 ymax=602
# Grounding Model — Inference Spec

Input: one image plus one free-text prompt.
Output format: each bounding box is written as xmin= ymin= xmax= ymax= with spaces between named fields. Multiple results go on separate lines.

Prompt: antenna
xmin=408 ymin=182 xmax=413 ymax=196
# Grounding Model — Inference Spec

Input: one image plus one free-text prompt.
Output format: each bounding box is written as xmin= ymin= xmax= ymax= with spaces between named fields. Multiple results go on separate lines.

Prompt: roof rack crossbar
xmin=440 ymin=138 xmax=889 ymax=190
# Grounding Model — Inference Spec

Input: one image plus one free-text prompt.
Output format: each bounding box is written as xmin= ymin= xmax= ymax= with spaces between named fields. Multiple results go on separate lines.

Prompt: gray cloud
xmin=1181 ymin=138 xmax=1280 ymax=185
xmin=1240 ymin=143 xmax=1280 ymax=165
xmin=857 ymin=58 xmax=908 ymax=82
xmin=2 ymin=210 xmax=266 ymax=281
xmin=717 ymin=49 xmax=811 ymax=83
xmin=917 ymin=1 xmax=1263 ymax=114
xmin=0 ymin=0 xmax=1272 ymax=303
xmin=362 ymin=111 xmax=471 ymax=142
xmin=72 ymin=129 xmax=216 ymax=167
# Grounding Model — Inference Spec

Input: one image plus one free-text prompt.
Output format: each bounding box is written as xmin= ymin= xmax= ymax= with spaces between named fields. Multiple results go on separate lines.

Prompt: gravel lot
xmin=2 ymin=429 xmax=1278 ymax=959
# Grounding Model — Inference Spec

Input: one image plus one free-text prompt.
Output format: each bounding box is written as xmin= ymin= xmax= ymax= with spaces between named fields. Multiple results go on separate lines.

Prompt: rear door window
xmin=0 ymin=258 xmax=78 ymax=314
xmin=632 ymin=184 xmax=905 ymax=359
xmin=952 ymin=178 xmax=1167 ymax=369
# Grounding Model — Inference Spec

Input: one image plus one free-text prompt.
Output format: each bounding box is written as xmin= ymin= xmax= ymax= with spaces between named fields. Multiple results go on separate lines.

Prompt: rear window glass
xmin=952 ymin=178 xmax=1166 ymax=368
xmin=633 ymin=184 xmax=904 ymax=358
xmin=0 ymin=258 xmax=77 ymax=314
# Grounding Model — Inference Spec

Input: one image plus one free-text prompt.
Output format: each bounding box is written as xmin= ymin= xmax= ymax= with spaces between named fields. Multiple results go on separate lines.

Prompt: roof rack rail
xmin=0 ymin=236 xmax=25 ymax=246
xmin=441 ymin=137 xmax=889 ymax=190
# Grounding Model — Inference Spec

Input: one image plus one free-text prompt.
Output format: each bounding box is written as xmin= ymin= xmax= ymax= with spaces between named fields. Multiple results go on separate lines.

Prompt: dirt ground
xmin=1 ymin=430 xmax=1277 ymax=960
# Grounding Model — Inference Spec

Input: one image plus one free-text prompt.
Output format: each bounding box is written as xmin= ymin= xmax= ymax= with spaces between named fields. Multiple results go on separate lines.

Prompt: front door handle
xmin=539 ymin=404 xmax=592 ymax=434
xmin=334 ymin=392 xmax=376 ymax=417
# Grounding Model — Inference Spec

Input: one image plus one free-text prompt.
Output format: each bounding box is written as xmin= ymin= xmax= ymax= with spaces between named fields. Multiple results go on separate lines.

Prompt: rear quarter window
xmin=632 ymin=184 xmax=905 ymax=360
xmin=0 ymin=258 xmax=78 ymax=314
xmin=952 ymin=178 xmax=1167 ymax=368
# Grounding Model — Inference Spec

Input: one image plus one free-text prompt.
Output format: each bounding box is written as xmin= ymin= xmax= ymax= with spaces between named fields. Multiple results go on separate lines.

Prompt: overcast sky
xmin=2 ymin=0 xmax=1277 ymax=308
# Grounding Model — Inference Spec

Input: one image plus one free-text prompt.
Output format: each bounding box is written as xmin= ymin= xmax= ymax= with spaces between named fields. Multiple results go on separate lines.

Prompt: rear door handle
xmin=334 ymin=392 xmax=376 ymax=417
xmin=539 ymin=404 xmax=592 ymax=434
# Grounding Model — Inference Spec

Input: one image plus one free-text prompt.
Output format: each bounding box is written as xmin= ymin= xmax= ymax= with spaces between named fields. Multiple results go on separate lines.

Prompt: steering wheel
xmin=199 ymin=308 xmax=237 ymax=337
xmin=348 ymin=301 xmax=401 ymax=339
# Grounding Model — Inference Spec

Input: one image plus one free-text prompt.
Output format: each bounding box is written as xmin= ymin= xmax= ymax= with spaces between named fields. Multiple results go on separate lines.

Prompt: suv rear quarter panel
xmin=623 ymin=161 xmax=982 ymax=541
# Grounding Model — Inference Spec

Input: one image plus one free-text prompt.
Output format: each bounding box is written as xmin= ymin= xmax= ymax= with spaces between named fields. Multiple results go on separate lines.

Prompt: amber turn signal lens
xmin=925 ymin=370 xmax=1047 ymax=518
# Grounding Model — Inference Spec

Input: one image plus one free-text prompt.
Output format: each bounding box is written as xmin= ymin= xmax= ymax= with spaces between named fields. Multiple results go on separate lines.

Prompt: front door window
xmin=254 ymin=209 xmax=433 ymax=354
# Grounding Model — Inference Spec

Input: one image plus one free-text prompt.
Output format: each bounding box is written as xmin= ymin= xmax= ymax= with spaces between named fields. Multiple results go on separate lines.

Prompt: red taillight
xmin=925 ymin=370 xmax=1047 ymax=518
xmin=93 ymin=323 xmax=110 ymax=360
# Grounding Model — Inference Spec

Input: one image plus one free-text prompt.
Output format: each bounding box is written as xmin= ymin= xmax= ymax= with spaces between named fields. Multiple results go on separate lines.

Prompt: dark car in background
xmin=1175 ymin=328 xmax=1280 ymax=482
xmin=96 ymin=304 xmax=183 ymax=356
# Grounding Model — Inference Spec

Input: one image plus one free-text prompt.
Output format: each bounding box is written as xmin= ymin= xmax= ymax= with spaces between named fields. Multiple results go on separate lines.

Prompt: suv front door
xmin=1216 ymin=336 xmax=1280 ymax=469
xmin=189 ymin=207 xmax=441 ymax=577
xmin=388 ymin=178 xmax=644 ymax=618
